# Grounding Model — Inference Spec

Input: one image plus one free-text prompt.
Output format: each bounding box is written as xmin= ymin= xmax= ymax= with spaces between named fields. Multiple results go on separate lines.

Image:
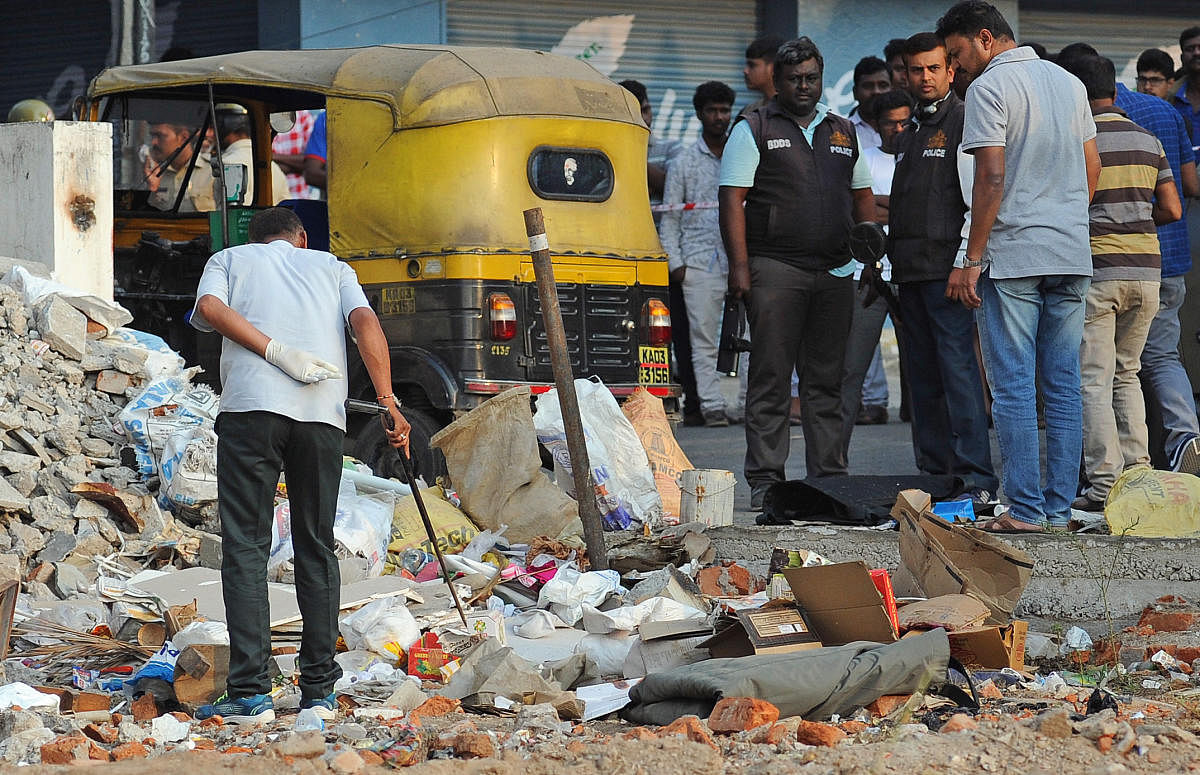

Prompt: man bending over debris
xmin=188 ymin=207 xmax=409 ymax=724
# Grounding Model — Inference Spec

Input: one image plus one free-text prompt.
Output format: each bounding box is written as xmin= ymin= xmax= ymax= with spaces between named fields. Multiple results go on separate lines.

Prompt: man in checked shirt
xmin=660 ymin=81 xmax=742 ymax=427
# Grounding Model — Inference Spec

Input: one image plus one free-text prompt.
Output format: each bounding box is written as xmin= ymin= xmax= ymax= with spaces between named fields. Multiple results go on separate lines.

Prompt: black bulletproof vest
xmin=888 ymin=93 xmax=969 ymax=284
xmin=740 ymin=101 xmax=859 ymax=270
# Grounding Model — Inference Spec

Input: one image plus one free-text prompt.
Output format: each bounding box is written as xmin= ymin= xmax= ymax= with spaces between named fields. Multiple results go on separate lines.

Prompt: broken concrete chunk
xmin=38 ymin=530 xmax=77 ymax=563
xmin=0 ymin=474 xmax=31 ymax=512
xmin=51 ymin=561 xmax=89 ymax=599
xmin=32 ymin=296 xmax=87 ymax=361
xmin=0 ymin=449 xmax=43 ymax=473
xmin=18 ymin=392 xmax=55 ymax=416
xmin=95 ymin=370 xmax=138 ymax=395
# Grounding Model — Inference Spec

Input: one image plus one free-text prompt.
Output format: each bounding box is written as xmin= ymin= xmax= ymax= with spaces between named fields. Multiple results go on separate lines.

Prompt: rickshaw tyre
xmin=351 ymin=405 xmax=448 ymax=485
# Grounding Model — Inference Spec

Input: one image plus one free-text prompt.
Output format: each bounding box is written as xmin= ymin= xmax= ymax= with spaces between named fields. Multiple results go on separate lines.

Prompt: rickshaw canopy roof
xmin=88 ymin=45 xmax=644 ymax=129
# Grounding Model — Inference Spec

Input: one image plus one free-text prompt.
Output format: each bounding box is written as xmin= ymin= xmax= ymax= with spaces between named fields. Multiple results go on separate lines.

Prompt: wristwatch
xmin=962 ymin=257 xmax=984 ymax=269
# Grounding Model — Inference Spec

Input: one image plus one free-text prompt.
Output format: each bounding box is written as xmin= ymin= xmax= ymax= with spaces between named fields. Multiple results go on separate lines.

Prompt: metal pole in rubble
xmin=524 ymin=207 xmax=609 ymax=570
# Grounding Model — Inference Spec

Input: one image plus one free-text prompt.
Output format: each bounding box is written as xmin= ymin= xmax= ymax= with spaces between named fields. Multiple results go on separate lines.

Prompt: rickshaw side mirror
xmin=269 ymin=111 xmax=296 ymax=133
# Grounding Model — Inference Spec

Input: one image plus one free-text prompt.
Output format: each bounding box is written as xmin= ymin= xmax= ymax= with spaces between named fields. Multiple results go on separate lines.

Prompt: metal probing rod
xmin=345 ymin=399 xmax=470 ymax=628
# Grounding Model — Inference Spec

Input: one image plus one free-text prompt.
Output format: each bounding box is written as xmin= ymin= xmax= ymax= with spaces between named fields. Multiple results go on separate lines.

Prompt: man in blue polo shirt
xmin=719 ymin=37 xmax=874 ymax=507
xmin=1173 ymin=27 xmax=1200 ymax=150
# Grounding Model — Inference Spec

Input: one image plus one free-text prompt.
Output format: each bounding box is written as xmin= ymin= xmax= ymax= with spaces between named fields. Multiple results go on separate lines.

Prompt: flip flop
xmin=973 ymin=516 xmax=1045 ymax=534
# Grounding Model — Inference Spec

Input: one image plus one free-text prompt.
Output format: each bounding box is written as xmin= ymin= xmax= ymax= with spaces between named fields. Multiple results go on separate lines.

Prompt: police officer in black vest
xmin=889 ymin=32 xmax=998 ymax=504
xmin=719 ymin=37 xmax=876 ymax=508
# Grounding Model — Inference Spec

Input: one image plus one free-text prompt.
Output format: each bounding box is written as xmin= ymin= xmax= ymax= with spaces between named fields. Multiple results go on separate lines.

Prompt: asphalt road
xmin=675 ymin=415 xmax=926 ymax=521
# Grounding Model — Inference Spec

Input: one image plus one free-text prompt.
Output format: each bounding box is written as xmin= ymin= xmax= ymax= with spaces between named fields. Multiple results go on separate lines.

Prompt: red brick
xmin=839 ymin=721 xmax=868 ymax=735
xmin=1156 ymin=595 xmax=1188 ymax=605
xmin=977 ymin=680 xmax=1003 ymax=700
xmin=110 ymin=742 xmax=148 ymax=761
xmin=623 ymin=727 xmax=658 ymax=741
xmin=766 ymin=721 xmax=800 ymax=746
xmin=1092 ymin=637 xmax=1121 ymax=667
xmin=659 ymin=716 xmax=718 ymax=750
xmin=130 ymin=693 xmax=158 ymax=722
xmin=193 ymin=739 xmax=216 ymax=751
xmin=222 ymin=746 xmax=254 ymax=755
xmin=87 ymin=741 xmax=110 ymax=761
xmin=1147 ymin=644 xmax=1180 ymax=660
xmin=73 ymin=692 xmax=111 ymax=713
xmin=41 ymin=733 xmax=90 ymax=765
xmin=109 ymin=713 xmax=123 ymax=725
xmin=1140 ymin=611 xmax=1198 ymax=632
xmin=696 ymin=562 xmax=754 ymax=597
xmin=707 ymin=697 xmax=780 ymax=734
xmin=450 ymin=733 xmax=494 ymax=759
xmin=866 ymin=694 xmax=912 ymax=718
xmin=565 ymin=741 xmax=587 ymax=754
xmin=409 ymin=696 xmax=461 ymax=724
xmin=1177 ymin=647 xmax=1200 ymax=664
xmin=940 ymin=713 xmax=979 ymax=733
xmin=796 ymin=721 xmax=846 ymax=747
xmin=81 ymin=723 xmax=119 ymax=744
xmin=359 ymin=750 xmax=384 ymax=766
xmin=1097 ymin=735 xmax=1114 ymax=753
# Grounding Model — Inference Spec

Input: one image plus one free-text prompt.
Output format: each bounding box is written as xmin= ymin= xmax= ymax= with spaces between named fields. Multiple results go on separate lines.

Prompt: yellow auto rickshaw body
xmin=87 ymin=45 xmax=677 ymax=479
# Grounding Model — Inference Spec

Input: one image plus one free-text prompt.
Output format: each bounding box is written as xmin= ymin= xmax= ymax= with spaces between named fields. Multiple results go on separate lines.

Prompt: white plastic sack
xmin=534 ymin=378 xmax=663 ymax=530
xmin=161 ymin=425 xmax=218 ymax=510
xmin=172 ymin=620 xmax=230 ymax=651
xmin=0 ymin=682 xmax=62 ymax=710
xmin=338 ymin=598 xmax=421 ymax=661
xmin=511 ymin=609 xmax=570 ymax=639
xmin=269 ymin=474 xmax=396 ymax=577
xmin=119 ymin=375 xmax=218 ymax=491
xmin=579 ymin=597 xmax=707 ymax=635
xmin=103 ymin=328 xmax=186 ymax=380
xmin=3 ymin=265 xmax=133 ymax=336
xmin=537 ymin=566 xmax=623 ymax=626
xmin=574 ymin=632 xmax=639 ymax=677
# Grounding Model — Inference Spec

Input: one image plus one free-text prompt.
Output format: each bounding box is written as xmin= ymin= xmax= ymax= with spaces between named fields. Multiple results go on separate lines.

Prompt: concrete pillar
xmin=0 ymin=121 xmax=114 ymax=301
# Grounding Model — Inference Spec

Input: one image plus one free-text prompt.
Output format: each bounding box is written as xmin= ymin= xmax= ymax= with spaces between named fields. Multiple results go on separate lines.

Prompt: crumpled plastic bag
xmin=271 ymin=474 xmax=397 ymax=577
xmin=339 ymin=598 xmax=421 ymax=662
xmin=579 ymin=597 xmax=707 ymax=635
xmin=172 ymin=620 xmax=229 ymax=651
xmin=511 ymin=609 xmax=572 ymax=639
xmin=537 ymin=566 xmax=623 ymax=626
xmin=534 ymin=378 xmax=663 ymax=530
xmin=574 ymin=632 xmax=639 ymax=677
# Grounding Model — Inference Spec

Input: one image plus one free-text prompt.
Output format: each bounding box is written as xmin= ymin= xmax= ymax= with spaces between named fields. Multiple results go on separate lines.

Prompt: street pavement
xmin=676 ymin=416 xmax=923 ymax=522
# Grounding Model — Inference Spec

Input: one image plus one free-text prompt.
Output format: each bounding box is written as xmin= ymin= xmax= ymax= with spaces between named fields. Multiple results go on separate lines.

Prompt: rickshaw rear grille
xmin=527 ymin=283 xmax=637 ymax=381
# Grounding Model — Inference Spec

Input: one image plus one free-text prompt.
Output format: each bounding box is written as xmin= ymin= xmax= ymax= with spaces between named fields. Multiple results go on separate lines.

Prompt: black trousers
xmin=216 ymin=410 xmax=344 ymax=701
xmin=744 ymin=256 xmax=853 ymax=485
xmin=670 ymin=277 xmax=701 ymax=417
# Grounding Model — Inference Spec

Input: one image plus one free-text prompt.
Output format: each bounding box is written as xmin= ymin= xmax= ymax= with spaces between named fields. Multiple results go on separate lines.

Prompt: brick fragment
xmin=866 ymin=694 xmax=911 ymax=718
xmin=358 ymin=750 xmax=384 ymax=766
xmin=659 ymin=715 xmax=718 ymax=750
xmin=40 ymin=733 xmax=90 ymax=764
xmin=82 ymin=723 xmax=119 ymax=744
xmin=1097 ymin=734 xmax=1114 ymax=753
xmin=1139 ymin=597 xmax=1199 ymax=633
xmin=940 ymin=713 xmax=979 ymax=733
xmin=109 ymin=742 xmax=148 ymax=761
xmin=623 ymin=727 xmax=657 ymax=741
xmin=839 ymin=720 xmax=868 ymax=735
xmin=796 ymin=720 xmax=846 ymax=747
xmin=707 ymin=697 xmax=780 ymax=734
xmin=130 ymin=693 xmax=158 ymax=722
xmin=977 ymin=680 xmax=1003 ymax=700
xmin=696 ymin=562 xmax=755 ymax=596
xmin=87 ymin=740 xmax=110 ymax=761
xmin=450 ymin=732 xmax=494 ymax=759
xmin=409 ymin=696 xmax=462 ymax=724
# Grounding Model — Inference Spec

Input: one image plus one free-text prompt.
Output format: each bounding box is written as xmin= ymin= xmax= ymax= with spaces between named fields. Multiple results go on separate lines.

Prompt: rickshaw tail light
xmin=489 ymin=293 xmax=517 ymax=341
xmin=642 ymin=298 xmax=671 ymax=346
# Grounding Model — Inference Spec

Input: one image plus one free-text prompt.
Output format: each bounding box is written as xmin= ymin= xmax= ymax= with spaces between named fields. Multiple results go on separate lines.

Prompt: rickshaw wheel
xmin=352 ymin=405 xmax=447 ymax=486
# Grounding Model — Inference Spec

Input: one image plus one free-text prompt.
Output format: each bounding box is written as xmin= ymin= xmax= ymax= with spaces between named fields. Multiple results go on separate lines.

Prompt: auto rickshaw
xmin=85 ymin=45 xmax=678 ymax=480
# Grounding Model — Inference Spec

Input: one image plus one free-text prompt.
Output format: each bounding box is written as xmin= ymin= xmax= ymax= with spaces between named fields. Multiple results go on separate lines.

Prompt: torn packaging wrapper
xmin=894 ymin=489 xmax=1033 ymax=623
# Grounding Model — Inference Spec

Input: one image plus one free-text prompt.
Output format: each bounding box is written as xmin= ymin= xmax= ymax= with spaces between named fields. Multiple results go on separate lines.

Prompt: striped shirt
xmin=1089 ymin=106 xmax=1172 ymax=283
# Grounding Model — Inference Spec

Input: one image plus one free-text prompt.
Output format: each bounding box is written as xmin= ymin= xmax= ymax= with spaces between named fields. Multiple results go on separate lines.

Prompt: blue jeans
xmin=1140 ymin=275 xmax=1199 ymax=462
xmin=977 ymin=273 xmax=1089 ymax=526
xmin=898 ymin=281 xmax=998 ymax=493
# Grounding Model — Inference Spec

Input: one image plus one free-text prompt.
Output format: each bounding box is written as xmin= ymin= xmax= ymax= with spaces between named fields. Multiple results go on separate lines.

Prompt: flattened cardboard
xmin=783 ymin=561 xmax=898 ymax=646
xmin=947 ymin=620 xmax=1028 ymax=670
xmin=898 ymin=594 xmax=990 ymax=632
xmin=639 ymin=619 xmax=712 ymax=642
xmin=698 ymin=605 xmax=821 ymax=658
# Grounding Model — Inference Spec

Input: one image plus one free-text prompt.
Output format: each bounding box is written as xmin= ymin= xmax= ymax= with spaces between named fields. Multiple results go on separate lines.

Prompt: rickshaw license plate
xmin=638 ymin=346 xmax=670 ymax=385
xmin=380 ymin=286 xmax=415 ymax=315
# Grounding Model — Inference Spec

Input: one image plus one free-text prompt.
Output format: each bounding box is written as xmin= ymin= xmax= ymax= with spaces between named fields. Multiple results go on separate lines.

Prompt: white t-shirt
xmin=190 ymin=239 xmax=370 ymax=430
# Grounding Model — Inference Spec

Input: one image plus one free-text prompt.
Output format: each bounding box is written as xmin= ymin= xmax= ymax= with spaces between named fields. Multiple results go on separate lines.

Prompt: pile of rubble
xmin=0 ymin=277 xmax=218 ymax=611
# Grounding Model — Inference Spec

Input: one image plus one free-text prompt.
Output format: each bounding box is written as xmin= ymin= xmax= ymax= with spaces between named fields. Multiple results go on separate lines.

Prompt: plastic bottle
xmin=294 ymin=707 xmax=325 ymax=731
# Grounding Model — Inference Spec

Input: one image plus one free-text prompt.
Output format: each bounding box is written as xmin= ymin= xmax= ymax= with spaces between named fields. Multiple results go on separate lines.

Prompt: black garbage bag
xmin=758 ymin=475 xmax=966 ymax=526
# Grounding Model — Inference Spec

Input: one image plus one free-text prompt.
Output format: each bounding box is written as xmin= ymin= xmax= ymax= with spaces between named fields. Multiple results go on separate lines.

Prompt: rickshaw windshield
xmin=103 ymin=96 xmax=227 ymax=214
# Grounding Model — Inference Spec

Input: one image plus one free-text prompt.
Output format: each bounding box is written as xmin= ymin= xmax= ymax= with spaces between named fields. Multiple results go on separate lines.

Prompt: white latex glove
xmin=264 ymin=339 xmax=343 ymax=383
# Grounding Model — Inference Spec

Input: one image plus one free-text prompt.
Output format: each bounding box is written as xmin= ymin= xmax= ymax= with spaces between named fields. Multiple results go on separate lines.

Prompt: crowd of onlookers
xmin=634 ymin=1 xmax=1200 ymax=532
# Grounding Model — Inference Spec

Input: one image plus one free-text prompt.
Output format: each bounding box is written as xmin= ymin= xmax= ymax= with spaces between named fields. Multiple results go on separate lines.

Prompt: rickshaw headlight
xmin=489 ymin=293 xmax=517 ymax=341
xmin=641 ymin=298 xmax=671 ymax=346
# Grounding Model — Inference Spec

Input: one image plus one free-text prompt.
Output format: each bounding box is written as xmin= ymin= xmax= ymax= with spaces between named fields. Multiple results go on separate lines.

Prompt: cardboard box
xmin=465 ymin=610 xmax=507 ymax=645
xmin=783 ymin=561 xmax=898 ymax=646
xmin=699 ymin=605 xmax=821 ymax=658
xmin=947 ymin=620 xmax=1028 ymax=670
xmin=407 ymin=632 xmax=461 ymax=679
xmin=898 ymin=594 xmax=990 ymax=632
